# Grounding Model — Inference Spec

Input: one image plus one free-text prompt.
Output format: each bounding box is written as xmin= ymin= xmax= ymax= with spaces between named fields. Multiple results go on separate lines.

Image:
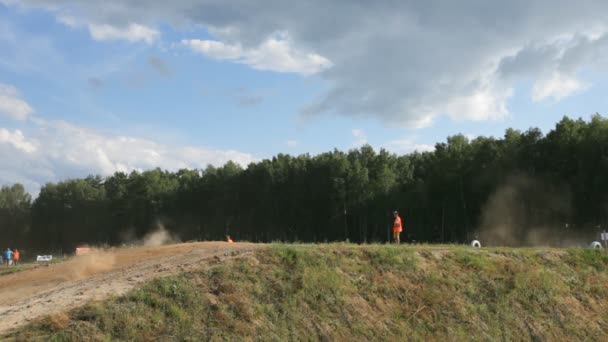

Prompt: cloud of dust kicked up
xmin=69 ymin=250 xmax=116 ymax=280
xmin=141 ymin=223 xmax=179 ymax=246
xmin=67 ymin=224 xmax=178 ymax=280
xmin=475 ymin=174 xmax=584 ymax=247
xmin=119 ymin=222 xmax=181 ymax=247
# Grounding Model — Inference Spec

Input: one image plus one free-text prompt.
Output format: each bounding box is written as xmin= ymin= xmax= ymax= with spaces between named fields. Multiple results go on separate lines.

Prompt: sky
xmin=1 ymin=1 xmax=608 ymax=194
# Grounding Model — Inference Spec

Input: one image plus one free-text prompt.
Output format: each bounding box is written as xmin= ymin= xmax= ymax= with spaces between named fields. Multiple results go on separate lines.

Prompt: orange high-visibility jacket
xmin=13 ymin=251 xmax=20 ymax=260
xmin=393 ymin=215 xmax=403 ymax=233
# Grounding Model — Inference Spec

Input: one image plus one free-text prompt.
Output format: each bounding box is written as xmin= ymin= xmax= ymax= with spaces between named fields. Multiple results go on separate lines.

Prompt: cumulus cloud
xmin=51 ymin=120 xmax=255 ymax=173
xmin=0 ymin=120 xmax=257 ymax=193
xmin=0 ymin=85 xmax=256 ymax=193
xmin=7 ymin=1 xmax=608 ymax=125
xmin=0 ymin=128 xmax=37 ymax=153
xmin=445 ymin=85 xmax=513 ymax=122
xmin=182 ymin=35 xmax=332 ymax=75
xmin=532 ymin=73 xmax=588 ymax=102
xmin=497 ymin=32 xmax=608 ymax=103
xmin=0 ymin=83 xmax=33 ymax=120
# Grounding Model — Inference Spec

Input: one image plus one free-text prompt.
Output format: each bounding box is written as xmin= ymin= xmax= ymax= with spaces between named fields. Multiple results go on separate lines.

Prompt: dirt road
xmin=0 ymin=242 xmax=260 ymax=334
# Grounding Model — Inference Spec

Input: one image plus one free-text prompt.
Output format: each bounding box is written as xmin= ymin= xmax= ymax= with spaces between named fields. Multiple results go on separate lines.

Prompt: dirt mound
xmin=0 ymin=242 xmax=260 ymax=334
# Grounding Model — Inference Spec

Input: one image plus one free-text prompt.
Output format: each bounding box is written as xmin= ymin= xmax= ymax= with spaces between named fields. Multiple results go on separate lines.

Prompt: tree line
xmin=2 ymin=115 xmax=608 ymax=253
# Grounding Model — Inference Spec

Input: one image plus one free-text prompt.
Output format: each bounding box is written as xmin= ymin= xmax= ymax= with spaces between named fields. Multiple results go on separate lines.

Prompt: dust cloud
xmin=141 ymin=224 xmax=179 ymax=247
xmin=475 ymin=174 xmax=584 ymax=247
xmin=69 ymin=250 xmax=116 ymax=280
xmin=119 ymin=222 xmax=181 ymax=247
xmin=118 ymin=228 xmax=136 ymax=245
xmin=67 ymin=224 xmax=177 ymax=281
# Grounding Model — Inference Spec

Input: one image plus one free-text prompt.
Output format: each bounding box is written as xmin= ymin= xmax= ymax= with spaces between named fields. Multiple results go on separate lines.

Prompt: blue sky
xmin=1 ymin=1 xmax=607 ymax=193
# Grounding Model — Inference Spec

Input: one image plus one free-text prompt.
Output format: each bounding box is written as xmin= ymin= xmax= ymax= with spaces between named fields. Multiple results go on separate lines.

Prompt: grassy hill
xmin=7 ymin=244 xmax=608 ymax=341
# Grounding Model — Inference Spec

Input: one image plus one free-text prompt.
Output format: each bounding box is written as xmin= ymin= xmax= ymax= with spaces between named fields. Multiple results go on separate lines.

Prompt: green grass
xmin=0 ymin=257 xmax=69 ymax=277
xmin=0 ymin=263 xmax=37 ymax=276
xmin=6 ymin=245 xmax=608 ymax=341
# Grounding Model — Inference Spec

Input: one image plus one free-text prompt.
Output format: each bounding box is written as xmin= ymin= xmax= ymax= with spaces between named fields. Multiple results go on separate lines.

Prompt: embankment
xmin=7 ymin=245 xmax=608 ymax=341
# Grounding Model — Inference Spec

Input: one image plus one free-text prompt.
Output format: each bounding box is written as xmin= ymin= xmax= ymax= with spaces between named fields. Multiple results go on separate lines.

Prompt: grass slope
xmin=7 ymin=245 xmax=608 ymax=341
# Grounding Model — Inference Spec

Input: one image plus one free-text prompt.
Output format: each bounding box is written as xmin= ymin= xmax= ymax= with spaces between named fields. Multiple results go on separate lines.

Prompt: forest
xmin=2 ymin=115 xmax=608 ymax=253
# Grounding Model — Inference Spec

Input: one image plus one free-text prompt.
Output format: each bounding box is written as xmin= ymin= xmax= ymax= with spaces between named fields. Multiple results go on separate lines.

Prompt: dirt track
xmin=0 ymin=242 xmax=260 ymax=334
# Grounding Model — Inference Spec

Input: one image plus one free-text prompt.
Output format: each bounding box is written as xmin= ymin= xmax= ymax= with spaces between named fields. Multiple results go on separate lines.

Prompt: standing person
xmin=13 ymin=249 xmax=20 ymax=266
xmin=393 ymin=211 xmax=403 ymax=244
xmin=3 ymin=248 xmax=13 ymax=267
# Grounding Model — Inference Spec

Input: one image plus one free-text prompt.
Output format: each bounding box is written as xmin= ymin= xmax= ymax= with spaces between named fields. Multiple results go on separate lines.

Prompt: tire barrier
xmin=471 ymin=240 xmax=481 ymax=248
xmin=589 ymin=241 xmax=603 ymax=249
xmin=36 ymin=255 xmax=53 ymax=262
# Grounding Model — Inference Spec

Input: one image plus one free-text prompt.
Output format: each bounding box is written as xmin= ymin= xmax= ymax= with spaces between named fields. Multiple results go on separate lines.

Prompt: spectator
xmin=13 ymin=249 xmax=20 ymax=266
xmin=3 ymin=248 xmax=13 ymax=267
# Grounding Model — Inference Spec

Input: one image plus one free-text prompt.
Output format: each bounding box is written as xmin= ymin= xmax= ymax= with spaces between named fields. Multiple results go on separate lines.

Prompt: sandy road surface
xmin=0 ymin=242 xmax=260 ymax=334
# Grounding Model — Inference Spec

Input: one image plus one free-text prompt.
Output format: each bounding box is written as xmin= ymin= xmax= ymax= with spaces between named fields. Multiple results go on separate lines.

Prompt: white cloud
xmin=42 ymin=120 xmax=255 ymax=173
xmin=0 ymin=128 xmax=37 ymax=153
xmin=445 ymin=86 xmax=513 ymax=121
xmin=8 ymin=1 xmax=608 ymax=125
xmin=383 ymin=138 xmax=435 ymax=155
xmin=0 ymin=120 xmax=256 ymax=194
xmin=532 ymin=73 xmax=588 ymax=102
xmin=184 ymin=39 xmax=244 ymax=59
xmin=351 ymin=129 xmax=367 ymax=147
xmin=0 ymin=84 xmax=33 ymax=120
xmin=55 ymin=15 xmax=159 ymax=44
xmin=286 ymin=140 xmax=298 ymax=148
xmin=182 ymin=34 xmax=332 ymax=75
xmin=88 ymin=23 xmax=159 ymax=44
xmin=56 ymin=15 xmax=79 ymax=28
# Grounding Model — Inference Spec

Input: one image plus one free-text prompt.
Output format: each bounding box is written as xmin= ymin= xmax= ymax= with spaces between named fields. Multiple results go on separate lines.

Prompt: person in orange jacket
xmin=13 ymin=249 xmax=20 ymax=266
xmin=393 ymin=211 xmax=403 ymax=244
